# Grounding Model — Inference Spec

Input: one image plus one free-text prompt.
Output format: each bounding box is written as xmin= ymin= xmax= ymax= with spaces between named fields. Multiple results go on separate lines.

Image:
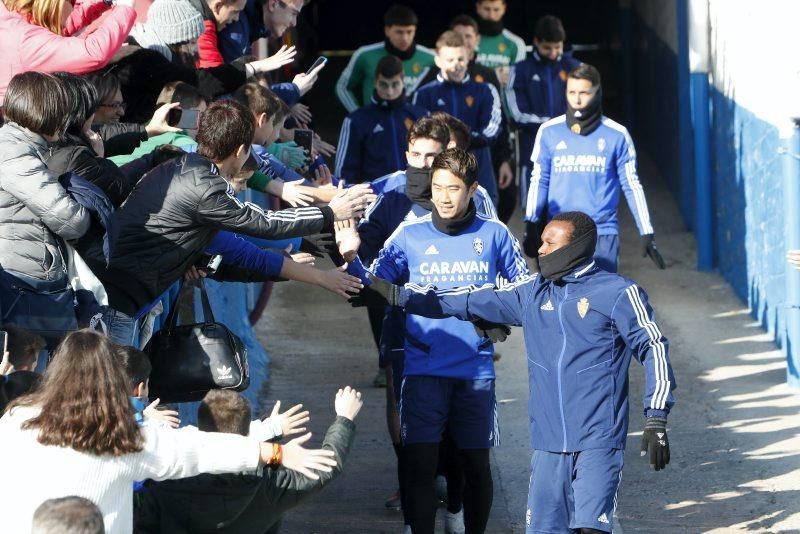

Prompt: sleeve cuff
xmin=320 ymin=205 xmax=334 ymax=233
xmin=645 ymin=409 xmax=668 ymax=419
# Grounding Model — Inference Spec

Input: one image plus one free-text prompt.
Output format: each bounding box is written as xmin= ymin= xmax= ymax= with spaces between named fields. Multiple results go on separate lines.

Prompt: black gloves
xmin=640 ymin=417 xmax=670 ymax=471
xmin=641 ymin=234 xmax=666 ymax=269
xmin=473 ymin=319 xmax=511 ymax=343
xmin=299 ymin=233 xmax=336 ymax=258
xmin=523 ymin=220 xmax=546 ymax=258
xmin=348 ymin=272 xmax=401 ymax=308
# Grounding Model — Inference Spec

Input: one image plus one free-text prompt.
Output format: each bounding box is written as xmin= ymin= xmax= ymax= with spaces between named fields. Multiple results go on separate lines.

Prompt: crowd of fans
xmin=0 ymin=0 xmax=665 ymax=533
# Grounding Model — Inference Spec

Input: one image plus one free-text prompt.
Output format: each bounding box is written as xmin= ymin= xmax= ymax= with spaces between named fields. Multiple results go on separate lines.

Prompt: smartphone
xmin=0 ymin=330 xmax=7 ymax=354
xmin=294 ymin=129 xmax=313 ymax=155
xmin=306 ymin=56 xmax=327 ymax=74
xmin=177 ymin=109 xmax=201 ymax=130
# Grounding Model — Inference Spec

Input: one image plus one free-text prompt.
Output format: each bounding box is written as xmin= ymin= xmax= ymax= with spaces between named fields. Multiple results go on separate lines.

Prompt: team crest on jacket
xmin=597 ymin=138 xmax=606 ymax=151
xmin=571 ymin=123 xmax=582 ymax=134
xmin=404 ymin=117 xmax=414 ymax=130
xmin=577 ymin=297 xmax=590 ymax=318
xmin=474 ymin=74 xmax=484 ymax=83
xmin=412 ymin=63 xmax=421 ymax=74
xmin=498 ymin=42 xmax=506 ymax=52
xmin=559 ymin=69 xmax=568 ymax=81
xmin=465 ymin=95 xmax=475 ymax=108
xmin=473 ymin=237 xmax=484 ymax=255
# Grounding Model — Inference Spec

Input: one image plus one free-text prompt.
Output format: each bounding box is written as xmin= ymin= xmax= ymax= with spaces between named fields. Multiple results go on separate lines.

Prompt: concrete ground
xmin=254 ymin=155 xmax=800 ymax=533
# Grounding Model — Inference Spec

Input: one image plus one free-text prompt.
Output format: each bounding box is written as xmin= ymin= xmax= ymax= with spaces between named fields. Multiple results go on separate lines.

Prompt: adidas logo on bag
xmin=424 ymin=244 xmax=440 ymax=255
xmin=597 ymin=513 xmax=610 ymax=524
xmin=373 ymin=124 xmax=384 ymax=133
xmin=216 ymin=365 xmax=233 ymax=380
xmin=540 ymin=300 xmax=554 ymax=311
xmin=555 ymin=140 xmax=568 ymax=150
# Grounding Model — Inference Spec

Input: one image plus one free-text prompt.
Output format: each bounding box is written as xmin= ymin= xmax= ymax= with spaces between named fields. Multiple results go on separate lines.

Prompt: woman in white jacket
xmin=0 ymin=329 xmax=337 ymax=534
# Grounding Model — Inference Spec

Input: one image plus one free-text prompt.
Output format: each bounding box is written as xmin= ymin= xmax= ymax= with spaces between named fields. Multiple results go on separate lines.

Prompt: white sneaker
xmin=444 ymin=509 xmax=465 ymax=534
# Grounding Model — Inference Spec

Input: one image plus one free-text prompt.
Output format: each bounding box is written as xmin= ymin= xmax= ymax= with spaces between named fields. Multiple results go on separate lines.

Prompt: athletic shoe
xmin=444 ymin=508 xmax=465 ymax=534
xmin=385 ymin=490 xmax=401 ymax=510
xmin=372 ymin=369 xmax=387 ymax=388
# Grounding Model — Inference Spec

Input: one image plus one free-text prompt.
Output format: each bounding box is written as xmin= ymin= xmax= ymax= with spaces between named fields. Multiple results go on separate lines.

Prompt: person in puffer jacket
xmin=367 ymin=211 xmax=676 ymax=534
xmin=0 ymin=0 xmax=136 ymax=103
xmin=0 ymin=72 xmax=90 ymax=282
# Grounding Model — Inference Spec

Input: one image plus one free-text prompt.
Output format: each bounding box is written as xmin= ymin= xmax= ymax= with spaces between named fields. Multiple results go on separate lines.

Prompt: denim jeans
xmin=101 ymin=307 xmax=140 ymax=348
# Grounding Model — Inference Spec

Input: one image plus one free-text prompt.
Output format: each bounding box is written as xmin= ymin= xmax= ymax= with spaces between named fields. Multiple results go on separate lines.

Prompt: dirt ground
xmin=254 ymin=155 xmax=800 ymax=533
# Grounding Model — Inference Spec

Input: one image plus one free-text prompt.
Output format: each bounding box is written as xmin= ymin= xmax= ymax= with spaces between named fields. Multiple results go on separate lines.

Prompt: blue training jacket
xmin=524 ymin=116 xmax=654 ymax=236
xmin=412 ymin=74 xmax=502 ymax=202
xmin=351 ymin=211 xmax=529 ymax=380
xmin=334 ymin=97 xmax=428 ymax=184
xmin=400 ymin=261 xmax=676 ymax=452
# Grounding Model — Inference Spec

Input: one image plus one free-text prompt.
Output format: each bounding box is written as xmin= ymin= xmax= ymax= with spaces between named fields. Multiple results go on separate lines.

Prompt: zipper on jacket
xmin=556 ymin=285 xmax=569 ymax=452
xmin=451 ymin=85 xmax=458 ymax=117
xmin=389 ymin=112 xmax=401 ymax=171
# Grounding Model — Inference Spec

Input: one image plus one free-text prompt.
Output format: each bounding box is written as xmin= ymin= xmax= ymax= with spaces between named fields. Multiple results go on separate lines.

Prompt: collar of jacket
xmin=555 ymin=260 xmax=598 ymax=284
xmin=532 ymin=49 xmax=564 ymax=63
xmin=384 ymin=38 xmax=416 ymax=61
xmin=436 ymin=72 xmax=472 ymax=85
xmin=370 ymin=91 xmax=407 ymax=109
xmin=3 ymin=121 xmax=49 ymax=151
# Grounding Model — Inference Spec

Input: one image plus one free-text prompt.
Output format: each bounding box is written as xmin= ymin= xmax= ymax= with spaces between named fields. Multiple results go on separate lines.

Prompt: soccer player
xmin=335 ymin=55 xmax=428 ymax=184
xmin=413 ymin=31 xmax=502 ymax=204
xmin=506 ymin=15 xmax=581 ymax=210
xmin=358 ymin=210 xmax=676 ymax=534
xmin=336 ymin=4 xmax=435 ymax=113
xmin=345 ymin=148 xmax=529 ymax=534
xmin=522 ymin=63 xmax=664 ymax=272
xmin=474 ymin=0 xmax=526 ymax=74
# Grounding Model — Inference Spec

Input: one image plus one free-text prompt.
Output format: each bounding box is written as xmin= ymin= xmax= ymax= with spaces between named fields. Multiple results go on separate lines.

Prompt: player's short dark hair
xmin=375 ymin=55 xmax=404 ymax=80
xmin=552 ymin=211 xmax=597 ymax=241
xmin=431 ymin=147 xmax=478 ymax=186
xmin=196 ymin=100 xmax=255 ymax=161
xmin=114 ymin=345 xmax=151 ymax=391
xmin=429 ymin=112 xmax=470 ymax=150
xmin=232 ymin=82 xmax=285 ymax=121
xmin=384 ymin=4 xmax=417 ymax=27
xmin=534 ymin=15 xmax=566 ymax=43
xmin=198 ymin=389 xmax=251 ymax=436
xmin=408 ymin=116 xmax=450 ymax=148
xmin=450 ymin=14 xmax=478 ymax=32
xmin=436 ymin=30 xmax=465 ymax=51
xmin=568 ymin=63 xmax=601 ymax=88
xmin=3 ymin=324 xmax=45 ymax=369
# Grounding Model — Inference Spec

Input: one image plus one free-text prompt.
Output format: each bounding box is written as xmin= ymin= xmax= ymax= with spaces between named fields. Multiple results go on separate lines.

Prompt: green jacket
xmin=134 ymin=416 xmax=356 ymax=534
xmin=336 ymin=42 xmax=435 ymax=112
xmin=109 ymin=131 xmax=196 ymax=166
xmin=476 ymin=29 xmax=527 ymax=69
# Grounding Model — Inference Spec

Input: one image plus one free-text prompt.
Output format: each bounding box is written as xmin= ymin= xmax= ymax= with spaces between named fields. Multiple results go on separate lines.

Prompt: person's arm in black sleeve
xmin=93 ymin=122 xmax=147 ymax=157
xmin=196 ymin=179 xmax=333 ymax=240
xmin=193 ymin=62 xmax=247 ymax=100
xmin=66 ymin=147 xmax=135 ymax=207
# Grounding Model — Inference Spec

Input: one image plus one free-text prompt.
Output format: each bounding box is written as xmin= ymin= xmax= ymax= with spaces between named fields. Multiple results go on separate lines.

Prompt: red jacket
xmin=0 ymin=0 xmax=135 ymax=103
xmin=197 ymin=19 xmax=225 ymax=68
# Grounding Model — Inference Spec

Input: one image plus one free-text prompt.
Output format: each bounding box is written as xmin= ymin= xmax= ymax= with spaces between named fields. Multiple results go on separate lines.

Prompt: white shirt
xmin=0 ymin=406 xmax=261 ymax=534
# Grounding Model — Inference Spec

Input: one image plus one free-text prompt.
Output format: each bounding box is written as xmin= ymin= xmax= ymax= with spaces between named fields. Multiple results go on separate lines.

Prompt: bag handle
xmin=162 ymin=279 xmax=216 ymax=333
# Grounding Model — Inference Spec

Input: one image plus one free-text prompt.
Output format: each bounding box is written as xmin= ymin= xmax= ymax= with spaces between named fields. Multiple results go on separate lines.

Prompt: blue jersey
xmin=352 ymin=212 xmax=529 ymax=380
xmin=524 ymin=116 xmax=654 ymax=236
xmin=400 ymin=262 xmax=676 ymax=452
xmin=412 ymin=74 xmax=502 ymax=202
xmin=335 ymin=98 xmax=428 ymax=184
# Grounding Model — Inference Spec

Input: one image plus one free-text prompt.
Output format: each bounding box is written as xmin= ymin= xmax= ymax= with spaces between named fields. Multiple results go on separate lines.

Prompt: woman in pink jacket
xmin=0 ymin=0 xmax=136 ymax=103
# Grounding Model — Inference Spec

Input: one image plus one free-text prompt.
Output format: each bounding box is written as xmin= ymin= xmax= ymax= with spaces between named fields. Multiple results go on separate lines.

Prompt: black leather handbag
xmin=145 ymin=280 xmax=249 ymax=403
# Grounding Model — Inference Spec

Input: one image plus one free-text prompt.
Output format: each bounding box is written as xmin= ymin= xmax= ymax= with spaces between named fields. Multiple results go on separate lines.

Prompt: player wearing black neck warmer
xmin=474 ymin=0 xmax=526 ymax=69
xmin=361 ymin=210 xmax=677 ymax=534
xmin=522 ymin=63 xmax=665 ymax=272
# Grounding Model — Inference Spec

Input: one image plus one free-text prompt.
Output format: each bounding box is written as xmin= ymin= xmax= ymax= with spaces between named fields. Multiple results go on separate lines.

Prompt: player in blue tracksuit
xmin=345 ymin=148 xmax=529 ymax=534
xmin=335 ymin=56 xmax=428 ymax=184
xmin=506 ymin=16 xmax=581 ymax=209
xmin=522 ymin=64 xmax=664 ymax=273
xmin=413 ymin=31 xmax=502 ymax=206
xmin=360 ymin=210 xmax=675 ymax=534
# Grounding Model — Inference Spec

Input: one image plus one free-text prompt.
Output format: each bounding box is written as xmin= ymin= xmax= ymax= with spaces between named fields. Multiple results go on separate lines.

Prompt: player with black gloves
xmin=352 ymin=210 xmax=675 ymax=534
xmin=522 ymin=63 xmax=665 ymax=272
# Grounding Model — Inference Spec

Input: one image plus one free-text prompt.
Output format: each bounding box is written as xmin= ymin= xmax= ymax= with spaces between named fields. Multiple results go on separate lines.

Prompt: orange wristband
xmin=269 ymin=443 xmax=282 ymax=466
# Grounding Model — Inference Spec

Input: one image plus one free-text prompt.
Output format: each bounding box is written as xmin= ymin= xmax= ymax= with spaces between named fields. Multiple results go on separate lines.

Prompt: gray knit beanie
xmin=144 ymin=0 xmax=204 ymax=45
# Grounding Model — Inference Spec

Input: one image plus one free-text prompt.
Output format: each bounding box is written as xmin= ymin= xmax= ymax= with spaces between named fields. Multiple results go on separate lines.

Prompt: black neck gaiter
xmin=533 ymin=231 xmax=597 ymax=281
xmin=405 ymin=166 xmax=433 ymax=210
xmin=432 ymin=200 xmax=477 ymax=236
xmin=477 ymin=17 xmax=503 ymax=37
xmin=566 ymin=87 xmax=603 ymax=136
xmin=385 ymin=38 xmax=416 ymax=61
xmin=373 ymin=90 xmax=406 ymax=109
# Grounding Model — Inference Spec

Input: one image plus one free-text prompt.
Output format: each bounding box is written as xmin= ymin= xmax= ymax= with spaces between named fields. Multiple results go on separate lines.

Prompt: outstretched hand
xmin=269 ymin=400 xmax=310 ymax=437
xmin=335 ymin=386 xmax=363 ymax=421
xmin=276 ymin=432 xmax=338 ymax=480
xmin=143 ymin=398 xmax=181 ymax=428
xmin=250 ymin=45 xmax=297 ymax=74
xmin=347 ymin=272 xmax=401 ymax=308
